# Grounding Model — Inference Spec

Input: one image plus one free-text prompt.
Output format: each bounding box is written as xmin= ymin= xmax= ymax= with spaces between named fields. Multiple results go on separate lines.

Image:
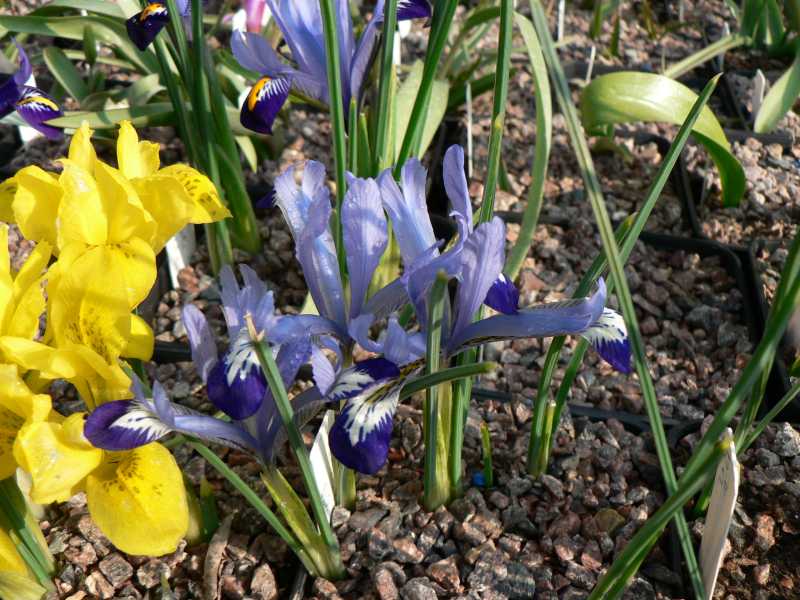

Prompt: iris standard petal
xmin=206 ymin=331 xmax=267 ymax=420
xmin=231 ymin=29 xmax=291 ymax=76
xmin=182 ymin=305 xmax=218 ymax=382
xmin=126 ymin=3 xmax=170 ymax=51
xmin=343 ymin=176 xmax=388 ymax=318
xmin=397 ymin=0 xmax=432 ymax=20
xmin=241 ymin=75 xmax=291 ymax=134
xmin=0 ymin=74 xmax=20 ymax=118
xmin=310 ymin=345 xmax=336 ymax=395
xmin=14 ymin=87 xmax=63 ymax=140
xmin=447 ymin=279 xmax=608 ymax=353
xmin=275 ymin=163 xmax=347 ymax=326
xmin=484 ymin=273 xmax=520 ymax=315
xmin=12 ymin=43 xmax=32 ymax=87
xmin=378 ymin=161 xmax=436 ymax=266
xmin=451 ymin=218 xmax=506 ymax=339
xmin=581 ymin=307 xmax=632 ymax=373
xmin=443 ymin=145 xmax=473 ymax=233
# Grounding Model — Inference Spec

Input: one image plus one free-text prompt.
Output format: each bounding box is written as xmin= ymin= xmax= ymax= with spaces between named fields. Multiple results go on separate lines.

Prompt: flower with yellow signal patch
xmin=2 ymin=243 xmax=148 ymax=407
xmin=86 ymin=442 xmax=189 ymax=556
xmin=0 ymin=224 xmax=51 ymax=365
xmin=13 ymin=410 xmax=189 ymax=556
xmin=0 ymin=364 xmax=51 ymax=481
xmin=116 ymin=121 xmax=231 ymax=251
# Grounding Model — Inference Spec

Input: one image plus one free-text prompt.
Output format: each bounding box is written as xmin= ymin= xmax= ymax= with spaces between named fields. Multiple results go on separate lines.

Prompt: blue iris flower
xmin=231 ymin=0 xmax=432 ymax=134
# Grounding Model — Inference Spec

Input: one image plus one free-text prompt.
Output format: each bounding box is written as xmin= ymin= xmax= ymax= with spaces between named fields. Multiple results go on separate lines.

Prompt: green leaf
xmin=42 ymin=47 xmax=89 ymax=102
xmin=394 ymin=60 xmax=449 ymax=162
xmin=30 ymin=0 xmax=125 ymax=18
xmin=0 ymin=573 xmax=46 ymax=600
xmin=48 ymin=103 xmax=250 ymax=134
xmin=755 ymin=50 xmax=800 ymax=133
xmin=235 ymin=135 xmax=258 ymax=172
xmin=126 ymin=73 xmax=165 ymax=106
xmin=47 ymin=103 xmax=173 ymax=129
xmin=83 ymin=24 xmax=98 ymax=66
xmin=0 ymin=15 xmax=157 ymax=73
xmin=580 ymin=72 xmax=745 ymax=207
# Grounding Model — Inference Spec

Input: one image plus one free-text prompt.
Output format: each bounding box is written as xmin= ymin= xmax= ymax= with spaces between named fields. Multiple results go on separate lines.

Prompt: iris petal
xmin=206 ymin=333 xmax=267 ymax=420
xmin=240 ymin=75 xmax=291 ymax=134
xmin=14 ymin=87 xmax=63 ymax=140
xmin=397 ymin=0 xmax=432 ymax=20
xmin=484 ymin=273 xmax=520 ymax=315
xmin=83 ymin=399 xmax=171 ymax=451
xmin=581 ymin=308 xmax=632 ymax=373
xmin=126 ymin=3 xmax=170 ymax=51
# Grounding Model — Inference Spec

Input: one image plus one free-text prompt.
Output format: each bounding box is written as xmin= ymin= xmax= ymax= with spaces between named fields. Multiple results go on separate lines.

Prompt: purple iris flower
xmin=126 ymin=0 xmax=190 ymax=51
xmin=231 ymin=0 xmax=432 ymax=134
xmin=322 ymin=145 xmax=633 ymax=475
xmin=0 ymin=44 xmax=63 ymax=140
xmin=84 ymin=265 xmax=323 ymax=463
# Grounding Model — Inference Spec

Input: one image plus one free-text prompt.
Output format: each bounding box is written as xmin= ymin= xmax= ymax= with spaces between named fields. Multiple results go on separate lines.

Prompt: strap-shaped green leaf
xmin=755 ymin=50 xmax=800 ymax=133
xmin=42 ymin=47 xmax=89 ymax=103
xmin=394 ymin=60 xmax=449 ymax=162
xmin=580 ymin=72 xmax=745 ymax=207
xmin=0 ymin=15 xmax=157 ymax=73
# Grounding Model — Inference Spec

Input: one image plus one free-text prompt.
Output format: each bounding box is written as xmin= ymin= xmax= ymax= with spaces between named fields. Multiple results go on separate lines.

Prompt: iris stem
xmin=247 ymin=318 xmax=343 ymax=578
xmin=317 ymin=0 xmax=348 ymax=278
xmin=402 ymin=361 xmax=496 ymax=399
xmin=423 ymin=271 xmax=451 ymax=510
xmin=505 ymin=12 xmax=552 ymax=281
xmin=0 ymin=479 xmax=53 ymax=589
xmin=527 ymin=4 xmax=705 ymax=596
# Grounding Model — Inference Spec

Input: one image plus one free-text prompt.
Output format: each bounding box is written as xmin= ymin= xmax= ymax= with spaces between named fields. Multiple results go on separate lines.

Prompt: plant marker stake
xmin=752 ymin=69 xmax=767 ymax=124
xmin=698 ymin=429 xmax=739 ymax=600
xmin=309 ymin=410 xmax=337 ymax=524
xmin=585 ymin=45 xmax=597 ymax=85
xmin=716 ymin=23 xmax=730 ymax=71
xmin=165 ymin=225 xmax=197 ymax=288
xmin=557 ymin=0 xmax=566 ymax=41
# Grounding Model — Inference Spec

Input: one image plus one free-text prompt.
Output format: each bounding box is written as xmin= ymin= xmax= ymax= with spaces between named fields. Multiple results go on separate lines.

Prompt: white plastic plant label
xmin=309 ymin=409 xmax=337 ymax=524
xmin=752 ymin=70 xmax=767 ymax=121
xmin=165 ymin=224 xmax=197 ymax=289
xmin=699 ymin=428 xmax=740 ymax=600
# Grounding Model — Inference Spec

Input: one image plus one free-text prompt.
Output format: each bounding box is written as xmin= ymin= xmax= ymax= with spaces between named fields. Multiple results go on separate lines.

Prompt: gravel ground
xmin=1 ymin=0 xmax=798 ymax=598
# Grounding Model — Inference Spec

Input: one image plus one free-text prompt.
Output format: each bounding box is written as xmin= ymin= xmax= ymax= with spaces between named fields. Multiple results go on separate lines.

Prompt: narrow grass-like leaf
xmin=662 ymin=33 xmax=749 ymax=80
xmin=754 ymin=49 xmax=800 ymax=133
xmin=394 ymin=0 xmax=458 ymax=174
xmin=581 ymin=72 xmax=745 ymax=207
xmin=318 ymin=0 xmax=348 ymax=277
xmin=589 ymin=438 xmax=729 ymax=599
xmin=480 ymin=423 xmax=494 ymax=488
xmin=528 ymin=4 xmax=705 ymax=596
xmin=374 ymin=0 xmax=398 ymax=173
xmin=505 ymin=12 xmax=552 ymax=280
xmin=477 ymin=0 xmax=513 ymax=220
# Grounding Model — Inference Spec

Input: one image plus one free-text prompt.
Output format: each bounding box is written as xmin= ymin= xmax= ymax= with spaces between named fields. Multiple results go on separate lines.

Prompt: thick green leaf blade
xmin=42 ymin=47 xmax=89 ymax=102
xmin=30 ymin=0 xmax=125 ymax=18
xmin=581 ymin=72 xmax=745 ymax=207
xmin=126 ymin=73 xmax=164 ymax=106
xmin=754 ymin=51 xmax=800 ymax=133
xmin=394 ymin=60 xmax=449 ymax=161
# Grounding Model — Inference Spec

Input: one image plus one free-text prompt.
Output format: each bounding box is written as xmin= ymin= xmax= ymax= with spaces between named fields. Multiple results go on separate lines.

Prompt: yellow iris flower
xmin=8 ymin=120 xmax=230 ymax=309
xmin=14 ymin=412 xmax=189 ymax=556
xmin=0 ymin=121 xmax=230 ymax=405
